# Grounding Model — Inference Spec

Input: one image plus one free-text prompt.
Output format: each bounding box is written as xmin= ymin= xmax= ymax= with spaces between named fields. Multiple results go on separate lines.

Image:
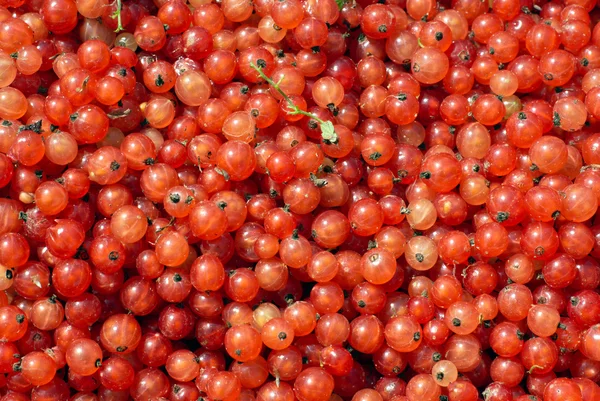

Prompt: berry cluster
xmin=0 ymin=0 xmax=600 ymax=400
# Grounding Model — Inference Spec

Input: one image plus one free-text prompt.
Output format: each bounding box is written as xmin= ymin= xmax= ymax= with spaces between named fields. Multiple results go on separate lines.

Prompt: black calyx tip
xmin=437 ymin=372 xmax=444 ymax=380
xmin=432 ymin=352 xmax=441 ymax=362
xmin=516 ymin=329 xmax=524 ymax=340
xmin=397 ymin=93 xmax=407 ymax=101
xmin=70 ymin=113 xmax=78 ymax=121
xmin=544 ymin=73 xmax=553 ymax=81
xmin=581 ymin=58 xmax=589 ymax=67
xmin=369 ymin=151 xmax=382 ymax=161
xmin=311 ymin=46 xmax=320 ymax=54
xmin=5 ymin=269 xmax=13 ymax=279
xmin=552 ymin=210 xmax=560 ymax=219
xmin=570 ymin=296 xmax=579 ymax=306
xmin=496 ymin=211 xmax=509 ymax=223
xmin=309 ymin=173 xmax=328 ymax=188
xmin=144 ymin=158 xmax=155 ymax=165
xmin=155 ymin=75 xmax=165 ymax=87
xmin=108 ymin=251 xmax=119 ymax=261
xmin=110 ymin=161 xmax=120 ymax=171
xmin=18 ymin=211 xmax=27 ymax=222
xmin=440 ymin=396 xmax=449 ymax=401
xmin=435 ymin=32 xmax=443 ymax=41
xmin=95 ymin=359 xmax=102 ymax=367
xmin=378 ymin=24 xmax=387 ymax=33
xmin=170 ymin=193 xmax=181 ymax=203
xmin=518 ymin=112 xmax=527 ymax=120
xmin=16 ymin=314 xmax=25 ymax=324
xmin=553 ymin=112 xmax=561 ymax=127
xmin=116 ymin=346 xmax=128 ymax=352
xmin=173 ymin=273 xmax=182 ymax=282
xmin=217 ymin=201 xmax=227 ymax=210
xmin=256 ymin=59 xmax=267 ymax=68
xmin=326 ymin=103 xmax=338 ymax=116
xmin=278 ymin=332 xmax=287 ymax=340
xmin=357 ymin=300 xmax=366 ymax=308
xmin=415 ymin=253 xmax=424 ymax=263
xmin=235 ymin=349 xmax=242 ymax=356
xmin=413 ymin=331 xmax=420 ymax=341
xmin=419 ymin=171 xmax=431 ymax=179
xmin=19 ymin=120 xmax=43 ymax=134
xmin=452 ymin=318 xmax=461 ymax=327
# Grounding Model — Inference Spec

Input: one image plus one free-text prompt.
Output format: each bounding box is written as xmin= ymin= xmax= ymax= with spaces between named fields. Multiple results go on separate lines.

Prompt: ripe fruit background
xmin=0 ymin=0 xmax=600 ymax=400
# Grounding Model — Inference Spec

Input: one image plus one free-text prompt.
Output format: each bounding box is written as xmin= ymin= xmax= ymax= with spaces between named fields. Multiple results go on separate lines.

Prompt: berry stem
xmin=113 ymin=0 xmax=125 ymax=33
xmin=581 ymin=164 xmax=600 ymax=172
xmin=249 ymin=61 xmax=338 ymax=144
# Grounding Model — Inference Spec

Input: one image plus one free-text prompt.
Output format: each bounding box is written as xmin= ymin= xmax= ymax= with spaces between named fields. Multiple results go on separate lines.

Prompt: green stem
xmin=249 ymin=61 xmax=338 ymax=144
xmin=114 ymin=0 xmax=124 ymax=33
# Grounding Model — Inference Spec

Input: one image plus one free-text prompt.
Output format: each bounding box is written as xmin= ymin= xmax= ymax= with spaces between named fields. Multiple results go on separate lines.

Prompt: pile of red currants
xmin=1 ymin=0 xmax=600 ymax=399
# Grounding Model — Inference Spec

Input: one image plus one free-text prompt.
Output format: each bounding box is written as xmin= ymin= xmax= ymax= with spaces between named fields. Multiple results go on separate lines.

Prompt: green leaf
xmin=335 ymin=0 xmax=345 ymax=10
xmin=320 ymin=121 xmax=337 ymax=143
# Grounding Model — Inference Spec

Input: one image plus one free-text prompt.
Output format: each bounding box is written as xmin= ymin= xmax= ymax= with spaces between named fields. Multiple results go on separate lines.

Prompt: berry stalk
xmin=249 ymin=61 xmax=338 ymax=144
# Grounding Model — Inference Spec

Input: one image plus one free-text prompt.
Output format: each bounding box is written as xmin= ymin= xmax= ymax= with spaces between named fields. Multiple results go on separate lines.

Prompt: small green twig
xmin=113 ymin=0 xmax=124 ymax=33
xmin=249 ymin=61 xmax=338 ymax=144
